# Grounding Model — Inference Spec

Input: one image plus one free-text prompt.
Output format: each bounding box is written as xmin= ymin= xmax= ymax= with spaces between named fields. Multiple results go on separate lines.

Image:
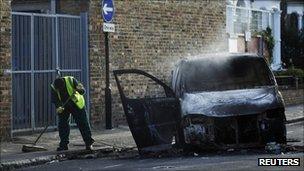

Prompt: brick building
xmin=0 ymin=0 xmax=12 ymax=139
xmin=0 ymin=0 xmax=227 ymax=139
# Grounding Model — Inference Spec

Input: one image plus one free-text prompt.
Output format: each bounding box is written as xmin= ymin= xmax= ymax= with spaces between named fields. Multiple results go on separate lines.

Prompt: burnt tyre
xmin=260 ymin=108 xmax=287 ymax=144
xmin=270 ymin=118 xmax=287 ymax=144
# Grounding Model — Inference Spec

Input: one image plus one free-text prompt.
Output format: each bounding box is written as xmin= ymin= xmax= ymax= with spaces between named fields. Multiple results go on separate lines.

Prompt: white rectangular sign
xmin=103 ymin=23 xmax=115 ymax=32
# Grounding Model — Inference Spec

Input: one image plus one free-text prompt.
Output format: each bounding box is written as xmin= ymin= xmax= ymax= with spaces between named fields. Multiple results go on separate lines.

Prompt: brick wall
xmin=88 ymin=0 xmax=228 ymax=127
xmin=280 ymin=89 xmax=304 ymax=106
xmin=88 ymin=0 xmax=105 ymax=127
xmin=0 ymin=0 xmax=12 ymax=140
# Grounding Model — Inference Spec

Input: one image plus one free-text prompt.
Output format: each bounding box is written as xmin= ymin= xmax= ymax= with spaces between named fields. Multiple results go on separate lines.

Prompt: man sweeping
xmin=51 ymin=74 xmax=94 ymax=151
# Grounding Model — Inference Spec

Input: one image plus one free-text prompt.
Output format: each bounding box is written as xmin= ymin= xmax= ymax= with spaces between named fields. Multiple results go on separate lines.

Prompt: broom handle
xmin=33 ymin=124 xmax=49 ymax=145
xmin=32 ymin=92 xmax=76 ymax=145
xmin=33 ymin=91 xmax=77 ymax=145
xmin=61 ymin=91 xmax=75 ymax=108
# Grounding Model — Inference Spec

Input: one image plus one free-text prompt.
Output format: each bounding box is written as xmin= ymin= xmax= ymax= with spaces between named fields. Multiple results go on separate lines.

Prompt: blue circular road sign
xmin=102 ymin=0 xmax=115 ymax=22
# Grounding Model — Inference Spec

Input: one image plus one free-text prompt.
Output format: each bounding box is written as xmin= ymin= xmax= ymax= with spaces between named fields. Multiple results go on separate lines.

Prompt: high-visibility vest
xmin=51 ymin=76 xmax=85 ymax=109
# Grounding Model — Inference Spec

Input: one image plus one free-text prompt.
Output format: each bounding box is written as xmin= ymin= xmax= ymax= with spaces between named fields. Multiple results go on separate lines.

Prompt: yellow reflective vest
xmin=51 ymin=76 xmax=85 ymax=109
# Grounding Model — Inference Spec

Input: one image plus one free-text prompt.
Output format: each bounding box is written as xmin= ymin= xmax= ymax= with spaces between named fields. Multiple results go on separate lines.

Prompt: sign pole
xmin=104 ymin=31 xmax=112 ymax=129
xmin=102 ymin=0 xmax=115 ymax=129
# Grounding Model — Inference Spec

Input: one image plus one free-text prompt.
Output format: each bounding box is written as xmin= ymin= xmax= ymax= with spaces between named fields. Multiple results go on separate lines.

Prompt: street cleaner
xmin=51 ymin=72 xmax=94 ymax=151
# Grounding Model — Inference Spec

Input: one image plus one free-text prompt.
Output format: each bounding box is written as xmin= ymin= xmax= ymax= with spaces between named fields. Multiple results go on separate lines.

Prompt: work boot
xmin=56 ymin=145 xmax=68 ymax=151
xmin=86 ymin=144 xmax=93 ymax=151
xmin=85 ymin=140 xmax=94 ymax=151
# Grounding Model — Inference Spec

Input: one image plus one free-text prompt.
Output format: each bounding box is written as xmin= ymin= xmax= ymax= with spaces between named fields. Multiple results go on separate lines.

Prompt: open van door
xmin=113 ymin=69 xmax=182 ymax=154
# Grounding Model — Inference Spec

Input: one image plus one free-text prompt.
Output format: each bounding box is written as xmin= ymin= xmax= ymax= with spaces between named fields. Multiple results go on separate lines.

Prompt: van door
xmin=113 ymin=69 xmax=182 ymax=154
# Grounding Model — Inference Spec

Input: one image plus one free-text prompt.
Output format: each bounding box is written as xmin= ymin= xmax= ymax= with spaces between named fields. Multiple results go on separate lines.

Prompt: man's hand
xmin=56 ymin=106 xmax=65 ymax=114
xmin=76 ymin=83 xmax=84 ymax=90
xmin=76 ymin=83 xmax=85 ymax=95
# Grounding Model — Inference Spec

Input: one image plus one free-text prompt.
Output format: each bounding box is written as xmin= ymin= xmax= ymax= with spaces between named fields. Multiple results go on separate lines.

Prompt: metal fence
xmin=275 ymin=76 xmax=304 ymax=90
xmin=226 ymin=5 xmax=272 ymax=35
xmin=11 ymin=12 xmax=89 ymax=133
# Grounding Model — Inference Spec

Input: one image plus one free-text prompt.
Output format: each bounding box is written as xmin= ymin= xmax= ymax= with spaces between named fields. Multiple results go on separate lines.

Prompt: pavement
xmin=285 ymin=104 xmax=304 ymax=123
xmin=0 ymin=126 xmax=137 ymax=171
xmin=0 ymin=104 xmax=303 ymax=170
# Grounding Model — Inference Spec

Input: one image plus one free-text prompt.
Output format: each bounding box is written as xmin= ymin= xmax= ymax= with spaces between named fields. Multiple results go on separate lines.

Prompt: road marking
xmin=153 ymin=166 xmax=176 ymax=169
xmin=103 ymin=164 xmax=122 ymax=168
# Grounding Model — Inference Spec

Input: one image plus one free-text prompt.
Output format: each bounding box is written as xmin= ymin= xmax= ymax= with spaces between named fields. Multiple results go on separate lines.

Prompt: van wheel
xmin=275 ymin=120 xmax=287 ymax=144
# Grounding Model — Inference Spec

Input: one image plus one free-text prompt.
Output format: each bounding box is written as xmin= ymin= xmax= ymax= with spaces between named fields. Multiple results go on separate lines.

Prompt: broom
xmin=22 ymin=92 xmax=74 ymax=152
xmin=22 ymin=124 xmax=49 ymax=152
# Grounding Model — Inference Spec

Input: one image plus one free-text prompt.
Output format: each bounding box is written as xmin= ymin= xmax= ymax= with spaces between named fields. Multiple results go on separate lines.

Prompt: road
xmin=20 ymin=121 xmax=304 ymax=171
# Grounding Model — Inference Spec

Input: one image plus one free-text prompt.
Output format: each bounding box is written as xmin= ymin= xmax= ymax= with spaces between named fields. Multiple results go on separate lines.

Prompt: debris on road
xmin=227 ymin=148 xmax=234 ymax=152
xmin=265 ymin=142 xmax=282 ymax=154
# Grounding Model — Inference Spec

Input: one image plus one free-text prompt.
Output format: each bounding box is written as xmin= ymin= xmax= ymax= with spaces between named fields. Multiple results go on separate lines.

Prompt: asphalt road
xmin=20 ymin=121 xmax=304 ymax=171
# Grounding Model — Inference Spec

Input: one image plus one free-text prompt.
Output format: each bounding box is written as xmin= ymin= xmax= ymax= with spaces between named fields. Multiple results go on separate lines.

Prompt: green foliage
xmin=260 ymin=27 xmax=275 ymax=62
xmin=282 ymin=13 xmax=304 ymax=69
xmin=274 ymin=68 xmax=304 ymax=77
xmin=282 ymin=29 xmax=304 ymax=68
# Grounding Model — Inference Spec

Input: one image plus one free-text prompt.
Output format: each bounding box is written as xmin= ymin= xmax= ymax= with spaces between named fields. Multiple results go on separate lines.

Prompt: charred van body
xmin=113 ymin=53 xmax=286 ymax=154
xmin=172 ymin=54 xmax=286 ymax=149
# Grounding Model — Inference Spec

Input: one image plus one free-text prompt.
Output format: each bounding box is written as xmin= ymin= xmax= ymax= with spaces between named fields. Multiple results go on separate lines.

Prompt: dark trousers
xmin=58 ymin=103 xmax=94 ymax=147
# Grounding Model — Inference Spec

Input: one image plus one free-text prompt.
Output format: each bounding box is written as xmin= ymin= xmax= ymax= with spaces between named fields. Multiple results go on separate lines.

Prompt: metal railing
xmin=275 ymin=76 xmax=304 ymax=90
xmin=11 ymin=12 xmax=89 ymax=133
